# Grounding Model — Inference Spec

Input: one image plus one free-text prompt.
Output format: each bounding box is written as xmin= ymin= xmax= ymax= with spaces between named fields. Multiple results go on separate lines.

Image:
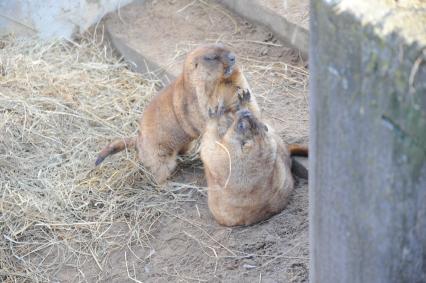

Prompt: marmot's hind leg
xmin=153 ymin=157 xmax=177 ymax=184
xmin=139 ymin=148 xmax=178 ymax=185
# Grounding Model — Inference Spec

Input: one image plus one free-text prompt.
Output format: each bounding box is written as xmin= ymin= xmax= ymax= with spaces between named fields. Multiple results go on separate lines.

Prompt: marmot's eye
xmin=203 ymin=55 xmax=219 ymax=61
xmin=238 ymin=122 xmax=243 ymax=130
xmin=237 ymin=120 xmax=247 ymax=131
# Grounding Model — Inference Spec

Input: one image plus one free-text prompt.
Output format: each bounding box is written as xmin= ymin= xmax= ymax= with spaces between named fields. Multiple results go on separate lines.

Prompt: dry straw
xmin=0 ymin=33 xmax=201 ymax=282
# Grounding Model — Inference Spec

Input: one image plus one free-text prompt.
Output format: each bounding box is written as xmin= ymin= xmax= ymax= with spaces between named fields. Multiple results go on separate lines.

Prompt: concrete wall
xmin=218 ymin=0 xmax=309 ymax=58
xmin=310 ymin=0 xmax=426 ymax=282
xmin=0 ymin=0 xmax=134 ymax=39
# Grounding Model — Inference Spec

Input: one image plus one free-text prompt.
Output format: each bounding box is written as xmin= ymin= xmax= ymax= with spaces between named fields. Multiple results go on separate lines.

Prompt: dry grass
xmin=0 ymin=34 xmax=199 ymax=282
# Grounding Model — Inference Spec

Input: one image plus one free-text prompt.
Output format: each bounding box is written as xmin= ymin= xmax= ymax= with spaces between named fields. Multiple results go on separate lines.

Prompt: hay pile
xmin=0 ymin=35 xmax=194 ymax=282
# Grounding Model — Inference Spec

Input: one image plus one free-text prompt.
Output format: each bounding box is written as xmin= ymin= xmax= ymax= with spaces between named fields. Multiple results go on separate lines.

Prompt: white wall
xmin=0 ymin=0 xmax=134 ymax=39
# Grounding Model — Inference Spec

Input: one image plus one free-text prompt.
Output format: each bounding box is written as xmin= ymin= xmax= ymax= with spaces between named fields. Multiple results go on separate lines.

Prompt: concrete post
xmin=309 ymin=1 xmax=426 ymax=282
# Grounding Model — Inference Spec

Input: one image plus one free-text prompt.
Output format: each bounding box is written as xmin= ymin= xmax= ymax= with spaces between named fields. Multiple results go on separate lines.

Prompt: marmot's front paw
xmin=237 ymin=89 xmax=251 ymax=106
xmin=208 ymin=103 xmax=226 ymax=119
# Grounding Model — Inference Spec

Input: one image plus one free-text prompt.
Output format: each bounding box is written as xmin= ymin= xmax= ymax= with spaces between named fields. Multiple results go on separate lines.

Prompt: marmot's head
xmin=220 ymin=108 xmax=269 ymax=155
xmin=184 ymin=44 xmax=237 ymax=84
xmin=231 ymin=89 xmax=268 ymax=149
xmin=234 ymin=109 xmax=268 ymax=139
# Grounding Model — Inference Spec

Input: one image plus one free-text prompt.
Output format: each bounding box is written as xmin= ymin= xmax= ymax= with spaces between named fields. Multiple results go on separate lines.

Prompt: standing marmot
xmin=96 ymin=44 xmax=260 ymax=184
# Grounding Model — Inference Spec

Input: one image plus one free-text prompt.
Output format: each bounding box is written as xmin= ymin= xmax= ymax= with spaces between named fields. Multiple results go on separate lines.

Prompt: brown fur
xmin=200 ymin=92 xmax=294 ymax=226
xmin=288 ymin=144 xmax=308 ymax=157
xmin=96 ymin=44 xmax=260 ymax=184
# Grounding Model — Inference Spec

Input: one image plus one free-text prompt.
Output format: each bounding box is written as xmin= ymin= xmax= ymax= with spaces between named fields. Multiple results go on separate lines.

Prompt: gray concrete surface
xmin=104 ymin=0 xmax=192 ymax=86
xmin=218 ymin=0 xmax=309 ymax=58
xmin=0 ymin=0 xmax=133 ymax=39
xmin=105 ymin=24 xmax=173 ymax=84
xmin=310 ymin=0 xmax=426 ymax=282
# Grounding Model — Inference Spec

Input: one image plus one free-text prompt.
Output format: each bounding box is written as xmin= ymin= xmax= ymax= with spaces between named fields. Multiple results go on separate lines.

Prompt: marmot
xmin=200 ymin=90 xmax=304 ymax=226
xmin=96 ymin=44 xmax=260 ymax=184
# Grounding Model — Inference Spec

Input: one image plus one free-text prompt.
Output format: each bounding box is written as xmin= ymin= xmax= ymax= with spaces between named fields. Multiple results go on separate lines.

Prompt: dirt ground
xmin=102 ymin=1 xmax=309 ymax=281
xmin=0 ymin=1 xmax=309 ymax=282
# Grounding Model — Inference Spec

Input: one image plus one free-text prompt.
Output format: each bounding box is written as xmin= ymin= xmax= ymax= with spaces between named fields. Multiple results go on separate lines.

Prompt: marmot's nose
xmin=227 ymin=52 xmax=236 ymax=64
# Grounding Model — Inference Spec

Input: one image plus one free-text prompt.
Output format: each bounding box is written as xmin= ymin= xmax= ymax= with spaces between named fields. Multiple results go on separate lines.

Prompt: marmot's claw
xmin=208 ymin=103 xmax=225 ymax=119
xmin=208 ymin=107 xmax=215 ymax=118
xmin=237 ymin=89 xmax=243 ymax=102
xmin=218 ymin=103 xmax=225 ymax=117
xmin=243 ymin=89 xmax=251 ymax=101
xmin=237 ymin=89 xmax=251 ymax=104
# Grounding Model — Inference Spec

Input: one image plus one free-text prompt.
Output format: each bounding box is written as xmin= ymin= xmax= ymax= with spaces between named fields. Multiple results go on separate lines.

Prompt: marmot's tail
xmin=288 ymin=144 xmax=308 ymax=157
xmin=95 ymin=137 xmax=137 ymax=165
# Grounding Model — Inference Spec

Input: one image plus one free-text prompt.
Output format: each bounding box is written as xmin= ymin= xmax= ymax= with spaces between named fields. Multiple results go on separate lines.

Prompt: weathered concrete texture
xmin=218 ymin=0 xmax=309 ymax=57
xmin=261 ymin=0 xmax=309 ymax=30
xmin=104 ymin=0 xmax=195 ymax=85
xmin=0 ymin=0 xmax=133 ymax=39
xmin=310 ymin=0 xmax=426 ymax=282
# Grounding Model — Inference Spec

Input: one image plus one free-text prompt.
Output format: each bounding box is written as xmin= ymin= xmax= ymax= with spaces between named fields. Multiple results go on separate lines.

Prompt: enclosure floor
xmin=101 ymin=1 xmax=309 ymax=282
xmin=0 ymin=0 xmax=309 ymax=282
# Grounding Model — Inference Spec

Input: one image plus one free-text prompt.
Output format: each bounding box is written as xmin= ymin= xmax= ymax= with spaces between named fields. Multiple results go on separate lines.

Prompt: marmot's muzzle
xmin=224 ymin=52 xmax=236 ymax=77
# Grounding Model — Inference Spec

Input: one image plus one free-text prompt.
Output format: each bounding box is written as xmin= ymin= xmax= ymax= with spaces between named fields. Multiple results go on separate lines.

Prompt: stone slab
xmin=218 ymin=0 xmax=309 ymax=58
